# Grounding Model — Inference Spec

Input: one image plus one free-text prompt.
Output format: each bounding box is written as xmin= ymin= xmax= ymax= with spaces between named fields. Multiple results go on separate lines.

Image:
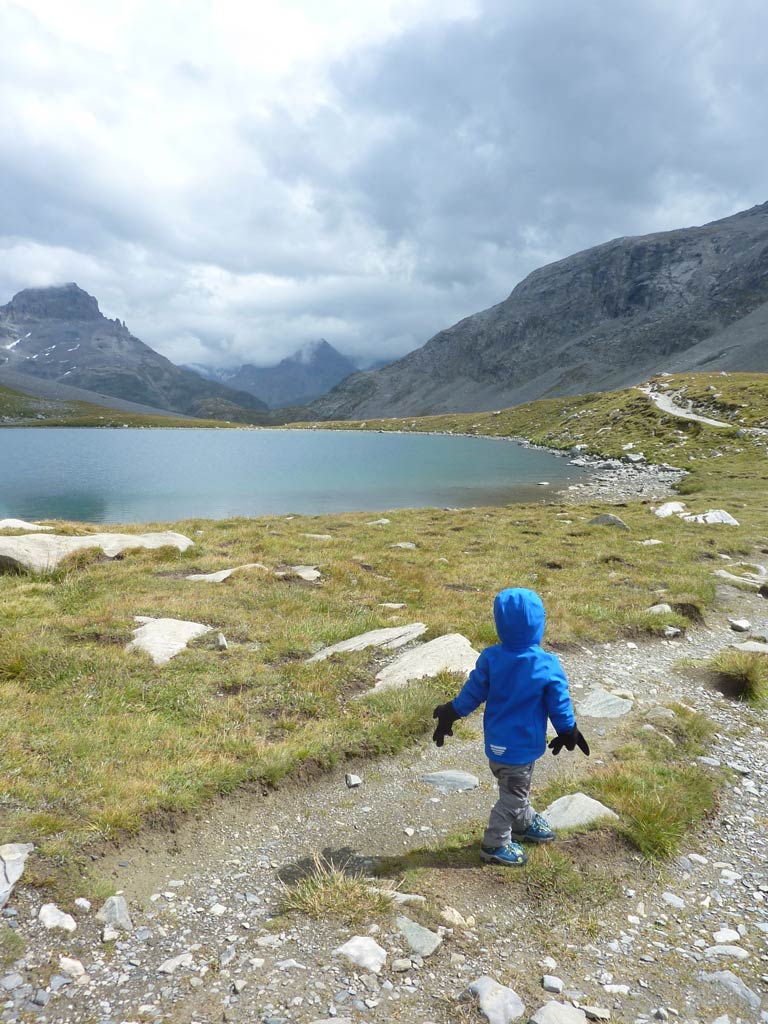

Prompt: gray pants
xmin=483 ymin=759 xmax=535 ymax=848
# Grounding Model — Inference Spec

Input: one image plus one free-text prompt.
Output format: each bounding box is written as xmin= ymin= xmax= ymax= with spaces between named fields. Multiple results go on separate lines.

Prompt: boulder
xmin=728 ymin=619 xmax=751 ymax=632
xmin=577 ymin=688 xmax=633 ymax=719
xmin=95 ymin=895 xmax=133 ymax=933
xmin=653 ymin=501 xmax=686 ymax=518
xmin=332 ymin=936 xmax=387 ymax=974
xmin=185 ymin=563 xmax=266 ymax=583
xmin=682 ymin=509 xmax=739 ymax=526
xmin=587 ymin=514 xmax=630 ymax=531
xmin=396 ymin=914 xmax=442 ymax=957
xmin=530 ymin=1002 xmax=587 ymax=1024
xmin=0 ymin=531 xmax=193 ymax=574
xmin=373 ymin=634 xmax=479 ymax=692
xmin=713 ymin=569 xmax=760 ymax=590
xmin=0 ymin=519 xmax=52 ymax=531
xmin=698 ymin=970 xmax=761 ymax=1010
xmin=307 ymin=623 xmax=427 ymax=662
xmin=466 ymin=976 xmax=525 ymax=1024
xmin=126 ymin=616 xmax=212 ymax=664
xmin=543 ymin=793 xmax=618 ymax=830
xmin=0 ymin=843 xmax=34 ymax=909
xmin=731 ymin=640 xmax=768 ymax=655
xmin=420 ymin=769 xmax=480 ymax=793
xmin=38 ymin=903 xmax=76 ymax=932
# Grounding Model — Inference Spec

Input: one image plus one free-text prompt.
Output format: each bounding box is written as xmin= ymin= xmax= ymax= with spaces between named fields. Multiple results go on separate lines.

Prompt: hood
xmin=493 ymin=588 xmax=545 ymax=649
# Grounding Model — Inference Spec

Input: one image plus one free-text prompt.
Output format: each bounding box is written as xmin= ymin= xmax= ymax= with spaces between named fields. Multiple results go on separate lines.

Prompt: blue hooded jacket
xmin=451 ymin=588 xmax=575 ymax=765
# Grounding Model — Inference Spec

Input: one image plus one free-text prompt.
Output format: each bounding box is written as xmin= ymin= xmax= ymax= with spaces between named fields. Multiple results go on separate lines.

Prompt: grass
xmin=707 ymin=649 xmax=768 ymax=704
xmin=279 ymin=853 xmax=393 ymax=923
xmin=0 ymin=372 xmax=765 ymax=883
xmin=0 ymin=925 xmax=24 ymax=967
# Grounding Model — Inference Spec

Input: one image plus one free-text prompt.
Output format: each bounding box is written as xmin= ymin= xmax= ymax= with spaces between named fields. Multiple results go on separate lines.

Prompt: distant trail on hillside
xmin=637 ymin=384 xmax=732 ymax=428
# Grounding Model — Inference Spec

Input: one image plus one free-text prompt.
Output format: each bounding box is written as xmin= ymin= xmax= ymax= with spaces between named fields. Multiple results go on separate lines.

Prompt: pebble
xmin=542 ymin=975 xmax=564 ymax=993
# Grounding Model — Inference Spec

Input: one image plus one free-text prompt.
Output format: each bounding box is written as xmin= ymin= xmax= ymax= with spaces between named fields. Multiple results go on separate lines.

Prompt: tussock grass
xmin=708 ymin=650 xmax=768 ymax=704
xmin=0 ymin=926 xmax=24 ymax=967
xmin=279 ymin=854 xmax=392 ymax=923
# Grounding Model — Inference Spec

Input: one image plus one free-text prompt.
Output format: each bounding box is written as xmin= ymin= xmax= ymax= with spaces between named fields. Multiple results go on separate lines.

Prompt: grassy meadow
xmin=1 ymin=372 xmax=767 ymax=888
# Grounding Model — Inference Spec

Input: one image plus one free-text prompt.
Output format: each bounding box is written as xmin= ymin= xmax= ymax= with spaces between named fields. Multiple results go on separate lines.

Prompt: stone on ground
xmin=698 ymin=970 xmax=761 ymax=1009
xmin=367 ymin=518 xmax=390 ymax=525
xmin=420 ymin=769 xmax=479 ymax=793
xmin=466 ymin=975 xmax=525 ymax=1024
xmin=332 ymin=936 xmax=387 ymax=973
xmin=396 ymin=914 xmax=442 ymax=957
xmin=543 ymin=793 xmax=618 ymax=830
xmin=542 ymin=975 xmax=564 ymax=993
xmin=646 ymin=603 xmax=673 ymax=615
xmin=126 ymin=616 xmax=212 ymax=665
xmin=653 ymin=501 xmax=686 ymax=518
xmin=38 ymin=903 xmax=77 ymax=932
xmin=728 ymin=618 xmax=751 ymax=632
xmin=0 ymin=843 xmax=34 ymax=909
xmin=185 ymin=563 xmax=266 ymax=582
xmin=275 ymin=564 xmax=322 ymax=582
xmin=530 ymin=1001 xmax=587 ymax=1024
xmin=588 ymin=513 xmax=630 ymax=530
xmin=0 ymin=531 xmax=193 ymax=573
xmin=390 ymin=541 xmax=417 ymax=549
xmin=307 ymin=622 xmax=427 ymax=662
xmin=380 ymin=602 xmax=406 ymax=609
xmin=158 ymin=953 xmax=193 ymax=975
xmin=0 ymin=519 xmax=52 ymax=531
xmin=713 ymin=569 xmax=760 ymax=590
xmin=577 ymin=688 xmax=633 ymax=718
xmin=581 ymin=1008 xmax=611 ymax=1021
xmin=373 ymin=633 xmax=479 ymax=691
xmin=731 ymin=640 xmax=768 ymax=654
xmin=95 ymin=895 xmax=133 ymax=933
xmin=682 ymin=509 xmax=739 ymax=526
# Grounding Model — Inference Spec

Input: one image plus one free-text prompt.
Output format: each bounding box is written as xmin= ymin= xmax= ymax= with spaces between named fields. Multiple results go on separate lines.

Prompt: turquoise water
xmin=0 ymin=428 xmax=584 ymax=523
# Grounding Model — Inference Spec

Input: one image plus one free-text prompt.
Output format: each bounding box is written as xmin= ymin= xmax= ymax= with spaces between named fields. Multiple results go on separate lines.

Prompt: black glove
xmin=432 ymin=702 xmax=461 ymax=747
xmin=548 ymin=725 xmax=590 ymax=756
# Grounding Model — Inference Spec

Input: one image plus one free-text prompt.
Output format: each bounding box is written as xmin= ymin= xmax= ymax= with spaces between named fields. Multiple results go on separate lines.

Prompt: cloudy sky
xmin=1 ymin=0 xmax=766 ymax=369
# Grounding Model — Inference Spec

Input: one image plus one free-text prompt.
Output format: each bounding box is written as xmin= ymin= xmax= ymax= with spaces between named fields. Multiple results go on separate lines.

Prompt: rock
xmin=588 ymin=514 xmax=630 ymax=531
xmin=280 ymin=565 xmax=322 ymax=582
xmin=38 ymin=903 xmax=77 ymax=932
xmin=302 ymin=533 xmax=332 ymax=540
xmin=581 ymin=1008 xmax=611 ymax=1022
xmin=662 ymin=892 xmax=685 ymax=909
xmin=396 ymin=914 xmax=442 ymax=957
xmin=217 ymin=632 xmax=228 ymax=651
xmin=713 ymin=928 xmax=740 ymax=944
xmin=366 ymin=518 xmax=390 ymax=525
xmin=713 ymin=569 xmax=761 ymax=589
xmin=542 ymin=976 xmax=564 ymax=994
xmin=59 ymin=957 xmax=85 ymax=977
xmin=307 ymin=623 xmax=427 ymax=662
xmin=441 ymin=905 xmax=473 ymax=928
xmin=682 ymin=509 xmax=740 ymax=526
xmin=345 ymin=773 xmax=362 ymax=788
xmin=638 ymin=538 xmax=663 ymax=545
xmin=126 ymin=616 xmax=212 ymax=664
xmin=704 ymin=944 xmax=749 ymax=960
xmin=96 ymin=895 xmax=133 ymax=933
xmin=373 ymin=633 xmax=480 ymax=691
xmin=158 ymin=952 xmax=193 ymax=975
xmin=0 ymin=843 xmax=34 ymax=909
xmin=653 ymin=501 xmax=686 ymax=517
xmin=420 ymin=769 xmax=479 ymax=793
xmin=663 ymin=625 xmax=682 ymax=637
xmin=646 ymin=603 xmax=673 ymax=615
xmin=1 ymin=973 xmax=23 ymax=991
xmin=390 ymin=541 xmax=417 ymax=549
xmin=0 ymin=519 xmax=52 ymax=531
xmin=731 ymin=640 xmax=768 ymax=654
xmin=185 ymin=563 xmax=266 ymax=583
xmin=380 ymin=602 xmax=406 ymax=609
xmin=466 ymin=976 xmax=525 ymax=1024
xmin=530 ymin=1001 xmax=587 ymax=1024
xmin=645 ymin=706 xmax=676 ymax=724
xmin=543 ymin=793 xmax=618 ymax=830
xmin=699 ymin=970 xmax=761 ymax=1010
xmin=728 ymin=618 xmax=751 ymax=632
xmin=102 ymin=923 xmax=120 ymax=942
xmin=0 ymin=530 xmax=193 ymax=574
xmin=333 ymin=936 xmax=387 ymax=974
xmin=73 ymin=898 xmax=91 ymax=914
xmin=392 ymin=957 xmax=413 ymax=971
xmin=577 ymin=688 xmax=633 ymax=718
xmin=370 ymin=887 xmax=426 ymax=906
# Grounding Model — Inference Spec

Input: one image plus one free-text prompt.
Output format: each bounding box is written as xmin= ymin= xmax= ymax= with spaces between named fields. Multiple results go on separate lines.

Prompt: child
xmin=432 ymin=587 xmax=589 ymax=866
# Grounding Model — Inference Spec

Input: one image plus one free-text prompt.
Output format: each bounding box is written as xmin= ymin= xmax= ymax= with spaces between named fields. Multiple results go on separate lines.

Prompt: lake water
xmin=0 ymin=428 xmax=585 ymax=523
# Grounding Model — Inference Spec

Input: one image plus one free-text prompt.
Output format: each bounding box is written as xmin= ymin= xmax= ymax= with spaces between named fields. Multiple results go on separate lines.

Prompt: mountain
xmin=198 ymin=340 xmax=358 ymax=409
xmin=309 ymin=202 xmax=768 ymax=420
xmin=0 ymin=284 xmax=268 ymax=418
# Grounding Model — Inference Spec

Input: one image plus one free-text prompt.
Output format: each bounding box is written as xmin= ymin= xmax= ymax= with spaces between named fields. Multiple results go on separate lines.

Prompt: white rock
xmin=530 ymin=1000 xmax=587 ymax=1024
xmin=646 ymin=603 xmax=673 ymax=615
xmin=0 ymin=519 xmax=52 ymax=531
xmin=396 ymin=914 xmax=442 ymax=957
xmin=38 ymin=903 xmax=77 ymax=932
xmin=638 ymin=539 xmax=663 ymax=545
xmin=441 ymin=905 xmax=472 ymax=928
xmin=307 ymin=623 xmax=427 ymax=662
xmin=420 ymin=769 xmax=479 ymax=793
xmin=682 ymin=509 xmax=739 ymax=526
xmin=704 ymin=944 xmax=749 ymax=960
xmin=373 ymin=633 xmax=480 ymax=691
xmin=713 ymin=928 xmax=740 ymax=944
xmin=542 ymin=975 xmax=564 ymax=993
xmin=380 ymin=601 xmax=406 ymax=609
xmin=0 ymin=843 xmax=34 ymax=909
xmin=539 ymin=956 xmax=558 ymax=972
xmin=366 ymin=518 xmax=390 ymax=525
xmin=728 ymin=619 xmax=751 ymax=632
xmin=466 ymin=976 xmax=525 ymax=1024
xmin=96 ymin=895 xmax=133 ymax=932
xmin=59 ymin=956 xmax=85 ymax=977
xmin=370 ymin=887 xmax=426 ymax=906
xmin=283 ymin=564 xmax=322 ymax=582
xmin=333 ymin=936 xmax=387 ymax=974
xmin=543 ymin=793 xmax=618 ymax=830
xmin=390 ymin=541 xmax=417 ymax=549
xmin=713 ymin=569 xmax=760 ymax=590
xmin=74 ymin=898 xmax=91 ymax=914
xmin=653 ymin=502 xmax=686 ymax=518
xmin=302 ymin=533 xmax=332 ymax=540
xmin=185 ymin=563 xmax=266 ymax=583
xmin=731 ymin=640 xmax=768 ymax=655
xmin=158 ymin=952 xmax=193 ymax=975
xmin=0 ymin=531 xmax=193 ymax=574
xmin=345 ymin=773 xmax=363 ymax=788
xmin=577 ymin=688 xmax=633 ymax=718
xmin=662 ymin=892 xmax=685 ymax=909
xmin=126 ymin=616 xmax=212 ymax=664
xmin=699 ymin=970 xmax=761 ymax=1009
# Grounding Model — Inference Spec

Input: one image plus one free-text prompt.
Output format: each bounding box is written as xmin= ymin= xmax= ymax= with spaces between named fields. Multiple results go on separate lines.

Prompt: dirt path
xmin=4 ymin=569 xmax=767 ymax=1024
xmin=636 ymin=385 xmax=733 ymax=429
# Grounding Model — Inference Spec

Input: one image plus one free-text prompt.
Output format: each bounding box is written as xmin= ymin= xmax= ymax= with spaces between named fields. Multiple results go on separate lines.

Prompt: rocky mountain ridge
xmin=309 ymin=202 xmax=768 ymax=419
xmin=0 ymin=285 xmax=268 ymax=418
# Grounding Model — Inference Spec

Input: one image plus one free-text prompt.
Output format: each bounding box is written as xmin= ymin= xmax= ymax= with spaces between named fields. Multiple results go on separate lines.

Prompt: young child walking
xmin=432 ymin=587 xmax=589 ymax=866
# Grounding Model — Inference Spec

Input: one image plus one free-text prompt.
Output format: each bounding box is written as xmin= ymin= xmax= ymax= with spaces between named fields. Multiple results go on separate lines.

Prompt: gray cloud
xmin=1 ymin=0 xmax=767 ymax=370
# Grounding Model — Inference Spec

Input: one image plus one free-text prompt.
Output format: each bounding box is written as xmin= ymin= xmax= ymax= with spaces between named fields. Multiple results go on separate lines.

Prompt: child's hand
xmin=548 ymin=725 xmax=590 ymax=756
xmin=432 ymin=702 xmax=461 ymax=747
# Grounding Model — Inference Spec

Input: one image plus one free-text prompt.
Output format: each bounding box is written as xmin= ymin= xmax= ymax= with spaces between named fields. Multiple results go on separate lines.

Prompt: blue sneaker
xmin=479 ymin=842 xmax=528 ymax=867
xmin=512 ymin=813 xmax=556 ymax=844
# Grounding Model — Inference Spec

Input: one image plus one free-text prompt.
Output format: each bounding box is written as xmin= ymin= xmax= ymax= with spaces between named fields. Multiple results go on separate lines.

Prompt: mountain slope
xmin=201 ymin=340 xmax=358 ymax=408
xmin=0 ymin=284 xmax=268 ymax=417
xmin=309 ymin=202 xmax=768 ymax=419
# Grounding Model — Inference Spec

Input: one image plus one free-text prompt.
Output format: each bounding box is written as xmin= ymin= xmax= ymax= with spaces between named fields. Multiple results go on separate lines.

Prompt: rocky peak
xmin=2 ymin=283 xmax=102 ymax=321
